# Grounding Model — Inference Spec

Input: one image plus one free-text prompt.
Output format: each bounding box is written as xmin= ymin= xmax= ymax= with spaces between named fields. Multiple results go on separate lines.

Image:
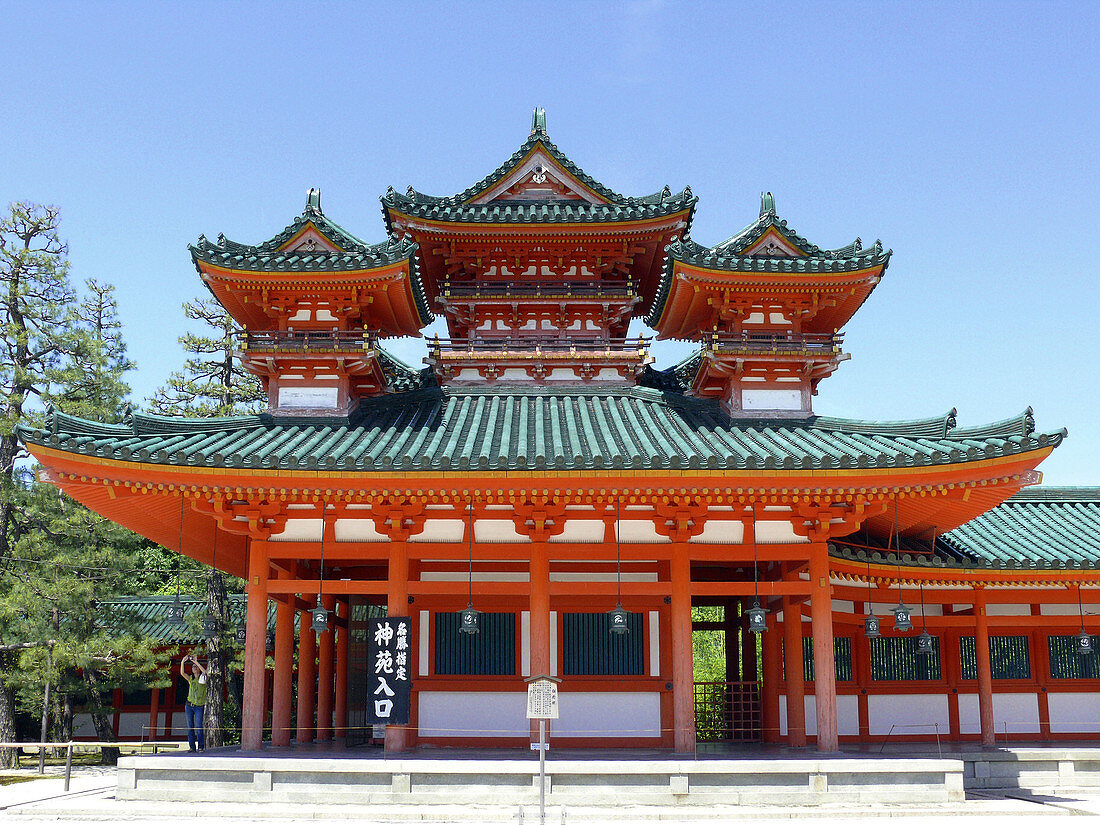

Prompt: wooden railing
xmin=440 ymin=280 xmax=634 ymax=298
xmin=238 ymin=330 xmax=375 ymax=353
xmin=707 ymin=331 xmax=842 ymax=355
xmin=428 ymin=336 xmax=650 ymax=357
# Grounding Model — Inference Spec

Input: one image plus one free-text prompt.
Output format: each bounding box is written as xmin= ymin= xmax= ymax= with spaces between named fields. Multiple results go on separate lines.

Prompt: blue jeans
xmin=185 ymin=702 xmax=205 ymax=751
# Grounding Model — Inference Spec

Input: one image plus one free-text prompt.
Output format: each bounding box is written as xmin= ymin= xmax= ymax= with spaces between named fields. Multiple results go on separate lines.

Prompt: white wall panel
xmin=867 ymin=694 xmax=949 ymax=736
xmin=554 ymin=692 xmax=661 ymax=738
xmin=418 ymin=692 xmax=528 ymax=738
xmin=1048 ymin=692 xmax=1100 ymax=734
xmin=958 ymin=692 xmax=1040 ymax=734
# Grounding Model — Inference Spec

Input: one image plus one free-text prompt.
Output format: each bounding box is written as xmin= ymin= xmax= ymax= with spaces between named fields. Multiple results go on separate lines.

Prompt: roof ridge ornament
xmin=306 ymin=188 xmax=322 ymax=215
xmin=760 ymin=191 xmax=776 ymax=217
xmin=531 ymin=107 xmax=547 ymax=136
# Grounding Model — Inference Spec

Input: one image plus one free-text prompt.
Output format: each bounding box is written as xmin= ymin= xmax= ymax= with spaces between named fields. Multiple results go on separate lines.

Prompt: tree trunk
xmin=0 ymin=653 xmax=18 ymax=769
xmin=81 ymin=669 xmax=119 ymax=765
xmin=204 ymin=569 xmax=229 ymax=748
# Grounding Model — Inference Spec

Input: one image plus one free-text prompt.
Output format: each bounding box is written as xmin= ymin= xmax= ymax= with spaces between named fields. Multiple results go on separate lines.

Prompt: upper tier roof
xmin=647 ymin=193 xmax=892 ymax=336
xmin=381 ymin=109 xmax=696 ymax=230
xmin=190 ymin=190 xmax=432 ymax=332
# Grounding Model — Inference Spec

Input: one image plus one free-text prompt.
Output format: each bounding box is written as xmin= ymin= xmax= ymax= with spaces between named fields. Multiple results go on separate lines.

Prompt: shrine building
xmin=19 ymin=110 xmax=1098 ymax=754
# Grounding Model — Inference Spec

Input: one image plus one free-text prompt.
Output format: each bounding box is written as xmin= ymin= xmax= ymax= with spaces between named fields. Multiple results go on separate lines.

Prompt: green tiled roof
xmin=19 ymin=389 xmax=1064 ymax=474
xmin=830 ymin=488 xmax=1099 ymax=570
xmin=381 ymin=112 xmax=696 ymax=229
xmin=646 ymin=195 xmax=892 ymax=326
xmin=97 ymin=595 xmax=274 ymax=645
xmin=382 ymin=185 xmax=696 ymax=228
xmin=189 ymin=192 xmax=432 ymax=325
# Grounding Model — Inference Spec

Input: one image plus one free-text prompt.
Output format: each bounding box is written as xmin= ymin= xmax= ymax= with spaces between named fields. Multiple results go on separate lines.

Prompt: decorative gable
xmin=471 ymin=147 xmax=606 ymax=205
xmin=741 ymin=226 xmax=806 ymax=257
xmin=277 ymin=223 xmax=344 ymax=253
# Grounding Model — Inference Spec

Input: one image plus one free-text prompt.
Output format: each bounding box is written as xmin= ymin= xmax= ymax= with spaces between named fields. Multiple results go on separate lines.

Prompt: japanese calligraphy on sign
xmin=526 ymin=678 xmax=559 ymax=720
xmin=366 ymin=616 xmax=411 ymax=725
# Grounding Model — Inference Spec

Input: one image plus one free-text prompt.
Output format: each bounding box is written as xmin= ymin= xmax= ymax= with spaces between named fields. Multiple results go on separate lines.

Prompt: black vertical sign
xmin=366 ymin=616 xmax=411 ymax=725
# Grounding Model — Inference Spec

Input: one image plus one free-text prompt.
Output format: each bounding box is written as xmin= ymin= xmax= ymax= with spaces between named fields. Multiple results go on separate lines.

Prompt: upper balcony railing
xmin=238 ymin=330 xmax=375 ymax=353
xmin=428 ymin=336 xmax=650 ymax=357
xmin=439 ymin=280 xmax=635 ymax=299
xmin=706 ymin=331 xmax=843 ymax=355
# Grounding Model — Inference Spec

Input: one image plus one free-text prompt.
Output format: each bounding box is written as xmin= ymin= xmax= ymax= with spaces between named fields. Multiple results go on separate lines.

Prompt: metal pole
xmin=64 ymin=743 xmax=73 ymax=791
xmin=539 ymin=719 xmax=546 ymax=825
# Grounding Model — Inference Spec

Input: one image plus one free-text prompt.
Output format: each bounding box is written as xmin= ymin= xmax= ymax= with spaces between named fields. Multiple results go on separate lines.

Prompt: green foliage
xmin=692 ymin=606 xmax=726 ymax=682
xmin=148 ymin=298 xmax=264 ymax=417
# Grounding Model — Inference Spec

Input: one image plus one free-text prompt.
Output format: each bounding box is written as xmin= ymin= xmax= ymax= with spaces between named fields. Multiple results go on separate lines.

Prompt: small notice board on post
xmin=525 ymin=675 xmax=560 ymax=720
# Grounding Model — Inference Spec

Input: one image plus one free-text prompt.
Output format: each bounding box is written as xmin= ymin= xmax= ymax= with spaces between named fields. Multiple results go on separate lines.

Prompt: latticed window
xmin=798 ymin=637 xmax=854 ymax=682
xmin=959 ymin=635 xmax=1031 ymax=680
xmin=870 ymin=636 xmax=941 ymax=680
xmin=434 ymin=612 xmax=516 ymax=676
xmin=563 ymin=612 xmax=643 ymax=675
xmin=1049 ymin=635 xmax=1100 ymax=679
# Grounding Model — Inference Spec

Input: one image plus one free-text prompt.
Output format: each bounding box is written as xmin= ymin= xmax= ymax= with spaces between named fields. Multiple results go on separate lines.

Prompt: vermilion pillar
xmin=809 ymin=544 xmax=839 ymax=752
xmin=529 ymin=544 xmax=550 ymax=740
xmin=782 ymin=593 xmax=807 ymax=747
xmin=296 ymin=608 xmax=316 ymax=744
xmin=316 ymin=594 xmax=336 ymax=741
xmin=974 ymin=589 xmax=996 ymax=746
xmin=241 ymin=540 xmax=270 ymax=751
xmin=761 ymin=609 xmax=781 ymax=743
xmin=271 ymin=593 xmax=295 ymax=746
xmin=385 ymin=543 xmax=409 ymax=754
xmin=671 ymin=547 xmax=695 ymax=754
xmin=335 ymin=600 xmax=349 ymax=738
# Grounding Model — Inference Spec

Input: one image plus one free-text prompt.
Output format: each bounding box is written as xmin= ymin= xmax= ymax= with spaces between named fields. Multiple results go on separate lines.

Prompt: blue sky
xmin=3 ymin=1 xmax=1097 ymax=484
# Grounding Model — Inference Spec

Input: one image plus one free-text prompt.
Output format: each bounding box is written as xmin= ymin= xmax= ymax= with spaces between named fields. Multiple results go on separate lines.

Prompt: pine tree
xmin=147 ymin=295 xmax=261 ymax=747
xmin=0 ymin=203 xmax=84 ymax=766
xmin=148 ymin=298 xmax=264 ymax=417
xmin=50 ymin=279 xmax=134 ymax=423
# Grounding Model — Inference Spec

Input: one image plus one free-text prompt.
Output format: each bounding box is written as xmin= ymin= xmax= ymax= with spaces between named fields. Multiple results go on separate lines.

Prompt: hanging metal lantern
xmin=202 ymin=614 xmax=220 ymax=637
xmin=311 ymin=603 xmax=329 ymax=634
xmin=459 ymin=603 xmax=480 ymax=635
xmin=916 ymin=629 xmax=935 ymax=656
xmin=864 ymin=611 xmax=881 ymax=638
xmin=166 ymin=596 xmax=186 ymax=627
xmin=745 ymin=601 xmax=767 ymax=634
xmin=234 ymin=622 xmax=247 ymax=645
xmin=608 ymin=604 xmax=630 ymax=636
xmin=1076 ymin=628 xmax=1093 ymax=656
xmin=892 ymin=603 xmax=913 ymax=633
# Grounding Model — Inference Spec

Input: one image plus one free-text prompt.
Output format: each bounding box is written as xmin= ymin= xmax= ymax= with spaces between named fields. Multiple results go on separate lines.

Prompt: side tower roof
xmin=648 ymin=193 xmax=891 ymax=338
xmin=191 ymin=189 xmax=431 ymax=335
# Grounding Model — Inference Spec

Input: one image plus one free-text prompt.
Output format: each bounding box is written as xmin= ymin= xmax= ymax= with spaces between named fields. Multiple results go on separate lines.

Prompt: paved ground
xmin=3 ymin=764 xmax=1100 ymax=824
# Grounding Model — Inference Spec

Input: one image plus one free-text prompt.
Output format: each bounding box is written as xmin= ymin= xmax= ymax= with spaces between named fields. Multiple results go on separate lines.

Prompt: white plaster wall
xmin=958 ymin=692 xmax=1040 ymax=734
xmin=778 ymin=695 xmax=858 ymax=736
xmin=742 ymin=388 xmax=803 ymax=411
xmin=617 ymin=520 xmax=666 ymax=543
xmin=270 ymin=518 xmax=322 ymax=542
xmin=689 ymin=520 xmax=745 ymax=544
xmin=117 ymin=712 xmax=149 ymax=738
xmin=867 ymin=694 xmax=949 ymax=736
xmin=1040 ymin=603 xmax=1100 ymax=616
xmin=549 ymin=520 xmax=605 ymax=543
xmin=72 ymin=714 xmax=97 ymax=738
xmin=418 ymin=692 xmax=529 ymax=738
xmin=554 ymin=692 xmax=662 ymax=738
xmin=335 ymin=519 xmax=387 ymax=542
xmin=1048 ymin=692 xmax=1100 ymax=734
xmin=755 ymin=521 xmax=807 ymax=544
xmin=986 ymin=604 xmax=1031 ymax=616
xmin=409 ymin=519 xmax=464 ymax=542
xmin=474 ymin=519 xmax=529 ymax=543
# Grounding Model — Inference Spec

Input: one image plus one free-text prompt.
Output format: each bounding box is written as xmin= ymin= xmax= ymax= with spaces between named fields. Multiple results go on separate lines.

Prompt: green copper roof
xmin=97 ymin=595 xmax=271 ymax=645
xmin=381 ymin=113 xmax=696 ymax=230
xmin=382 ymin=185 xmax=697 ymax=229
xmin=189 ymin=191 xmax=432 ymax=325
xmin=830 ymin=488 xmax=1100 ymax=570
xmin=19 ymin=389 xmax=1063 ymax=474
xmin=646 ymin=195 xmax=892 ymax=326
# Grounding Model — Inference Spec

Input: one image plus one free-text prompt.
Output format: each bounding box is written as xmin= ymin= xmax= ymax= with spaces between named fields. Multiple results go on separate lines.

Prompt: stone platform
xmin=117 ymin=752 xmax=964 ymax=806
